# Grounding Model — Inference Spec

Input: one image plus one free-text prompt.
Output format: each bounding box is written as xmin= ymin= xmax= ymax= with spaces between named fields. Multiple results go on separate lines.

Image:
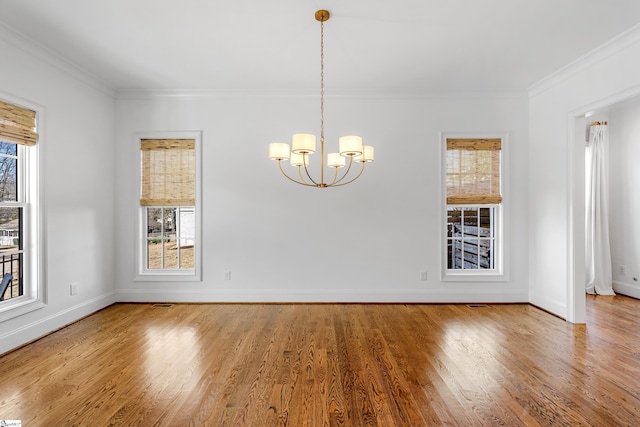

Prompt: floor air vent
xmin=467 ymin=304 xmax=490 ymax=308
xmin=152 ymin=303 xmax=174 ymax=308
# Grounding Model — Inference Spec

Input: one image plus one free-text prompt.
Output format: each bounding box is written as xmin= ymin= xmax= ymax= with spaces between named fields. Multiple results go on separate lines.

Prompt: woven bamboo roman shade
xmin=446 ymin=138 xmax=501 ymax=204
xmin=0 ymin=100 xmax=38 ymax=146
xmin=140 ymin=139 xmax=195 ymax=206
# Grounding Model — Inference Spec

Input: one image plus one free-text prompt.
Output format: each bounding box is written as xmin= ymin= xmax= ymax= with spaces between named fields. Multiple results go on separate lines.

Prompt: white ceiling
xmin=1 ymin=0 xmax=640 ymax=94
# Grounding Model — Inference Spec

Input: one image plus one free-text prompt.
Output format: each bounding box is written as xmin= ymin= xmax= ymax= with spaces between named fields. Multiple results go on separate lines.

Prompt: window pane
xmin=0 ymin=142 xmax=17 ymax=156
xmin=0 ymin=206 xmax=22 ymax=301
xmin=177 ymin=207 xmax=194 ymax=269
xmin=163 ymin=207 xmax=175 ymax=236
xmin=163 ymin=238 xmax=179 ymax=269
xmin=176 ymin=245 xmax=194 ymax=269
xmin=0 ymin=154 xmax=17 ymax=201
xmin=147 ymin=239 xmax=163 ymax=269
xmin=0 ymin=252 xmax=22 ymax=300
xmin=147 ymin=207 xmax=162 ymax=238
xmin=0 ymin=207 xmax=20 ymax=251
xmin=146 ymin=207 xmax=164 ymax=269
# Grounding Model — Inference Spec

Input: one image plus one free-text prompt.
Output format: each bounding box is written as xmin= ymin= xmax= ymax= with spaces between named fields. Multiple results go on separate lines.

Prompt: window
xmin=137 ymin=134 xmax=201 ymax=280
xmin=443 ymin=136 xmax=505 ymax=279
xmin=0 ymin=97 xmax=42 ymax=320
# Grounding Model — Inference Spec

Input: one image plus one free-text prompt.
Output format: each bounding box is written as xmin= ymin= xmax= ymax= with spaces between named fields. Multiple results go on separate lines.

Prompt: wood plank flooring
xmin=0 ymin=296 xmax=639 ymax=426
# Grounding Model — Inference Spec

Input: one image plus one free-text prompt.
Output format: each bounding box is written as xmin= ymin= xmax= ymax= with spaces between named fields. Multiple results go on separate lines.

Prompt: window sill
xmin=135 ymin=271 xmax=201 ymax=282
xmin=0 ymin=297 xmax=46 ymax=323
xmin=441 ymin=269 xmax=508 ymax=282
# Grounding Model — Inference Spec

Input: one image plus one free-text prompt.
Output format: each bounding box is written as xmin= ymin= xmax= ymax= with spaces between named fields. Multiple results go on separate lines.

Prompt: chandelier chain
xmin=320 ymin=19 xmax=325 ymax=147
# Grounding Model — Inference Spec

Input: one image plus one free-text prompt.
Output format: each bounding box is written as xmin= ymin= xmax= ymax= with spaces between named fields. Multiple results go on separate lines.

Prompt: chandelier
xmin=268 ymin=9 xmax=374 ymax=188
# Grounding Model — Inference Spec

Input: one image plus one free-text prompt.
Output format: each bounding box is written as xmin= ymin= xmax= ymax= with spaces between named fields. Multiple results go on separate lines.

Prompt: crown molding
xmin=0 ymin=21 xmax=115 ymax=98
xmin=115 ymin=87 xmax=527 ymax=101
xmin=528 ymin=23 xmax=640 ymax=98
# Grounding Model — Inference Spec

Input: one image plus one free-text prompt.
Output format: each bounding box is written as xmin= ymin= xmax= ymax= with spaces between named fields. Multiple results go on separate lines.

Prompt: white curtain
xmin=585 ymin=124 xmax=615 ymax=295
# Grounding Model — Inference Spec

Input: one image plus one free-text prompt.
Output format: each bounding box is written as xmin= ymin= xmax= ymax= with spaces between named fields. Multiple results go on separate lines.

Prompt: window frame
xmin=440 ymin=132 xmax=509 ymax=282
xmin=135 ymin=131 xmax=202 ymax=282
xmin=0 ymin=94 xmax=45 ymax=321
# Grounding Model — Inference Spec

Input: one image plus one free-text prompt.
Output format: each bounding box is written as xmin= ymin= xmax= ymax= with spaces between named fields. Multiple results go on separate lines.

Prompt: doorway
xmin=569 ymin=92 xmax=640 ymax=322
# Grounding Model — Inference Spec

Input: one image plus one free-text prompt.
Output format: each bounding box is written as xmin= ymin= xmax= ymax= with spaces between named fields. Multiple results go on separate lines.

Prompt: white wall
xmin=609 ymin=95 xmax=640 ymax=298
xmin=114 ymin=93 xmax=530 ymax=303
xmin=0 ymin=26 xmax=116 ymax=353
xmin=528 ymin=24 xmax=640 ymax=321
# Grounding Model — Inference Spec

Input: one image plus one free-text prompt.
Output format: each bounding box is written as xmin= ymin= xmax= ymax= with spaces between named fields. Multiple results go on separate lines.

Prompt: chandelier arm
xmin=302 ymin=157 xmax=319 ymax=186
xmin=325 ymin=166 xmax=341 ymax=185
xmin=330 ymin=161 xmax=366 ymax=187
xmin=296 ymin=166 xmax=308 ymax=184
xmin=277 ymin=160 xmax=316 ymax=187
xmin=297 ymin=165 xmax=314 ymax=185
xmin=331 ymin=155 xmax=355 ymax=185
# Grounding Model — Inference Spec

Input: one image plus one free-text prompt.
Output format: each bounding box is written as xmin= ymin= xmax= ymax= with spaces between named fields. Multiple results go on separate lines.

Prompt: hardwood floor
xmin=0 ymin=296 xmax=639 ymax=426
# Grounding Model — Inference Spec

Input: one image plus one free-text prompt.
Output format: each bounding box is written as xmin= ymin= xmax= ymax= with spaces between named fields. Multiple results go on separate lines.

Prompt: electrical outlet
xmin=619 ymin=265 xmax=626 ymax=275
xmin=420 ymin=271 xmax=428 ymax=281
xmin=224 ymin=271 xmax=231 ymax=280
xmin=70 ymin=282 xmax=78 ymax=295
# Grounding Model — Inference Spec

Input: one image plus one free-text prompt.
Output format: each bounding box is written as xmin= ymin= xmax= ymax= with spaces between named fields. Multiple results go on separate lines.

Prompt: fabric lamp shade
xmin=290 ymin=152 xmax=309 ymax=167
xmin=292 ymin=133 xmax=316 ymax=154
xmin=327 ymin=152 xmax=345 ymax=168
xmin=354 ymin=145 xmax=374 ymax=163
xmin=339 ymin=135 xmax=363 ymax=156
xmin=268 ymin=143 xmax=290 ymax=160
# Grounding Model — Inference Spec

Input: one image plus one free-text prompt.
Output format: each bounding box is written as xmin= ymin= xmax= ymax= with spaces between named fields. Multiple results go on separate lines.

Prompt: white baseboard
xmin=528 ymin=291 xmax=566 ymax=319
xmin=0 ymin=292 xmax=116 ymax=355
xmin=613 ymin=280 xmax=640 ymax=299
xmin=116 ymin=288 xmax=528 ymax=304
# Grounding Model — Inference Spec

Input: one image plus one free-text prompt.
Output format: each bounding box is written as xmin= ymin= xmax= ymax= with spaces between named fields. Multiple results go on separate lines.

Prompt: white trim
xmin=529 ymin=291 xmax=566 ymax=320
xmin=116 ymin=88 xmax=528 ymax=101
xmin=529 ymin=23 xmax=640 ymax=98
xmin=133 ymin=131 xmax=202 ymax=282
xmin=566 ymin=115 xmax=586 ymax=323
xmin=0 ymin=291 xmax=115 ymax=355
xmin=613 ymin=281 xmax=640 ymax=300
xmin=117 ymin=288 xmax=528 ymax=304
